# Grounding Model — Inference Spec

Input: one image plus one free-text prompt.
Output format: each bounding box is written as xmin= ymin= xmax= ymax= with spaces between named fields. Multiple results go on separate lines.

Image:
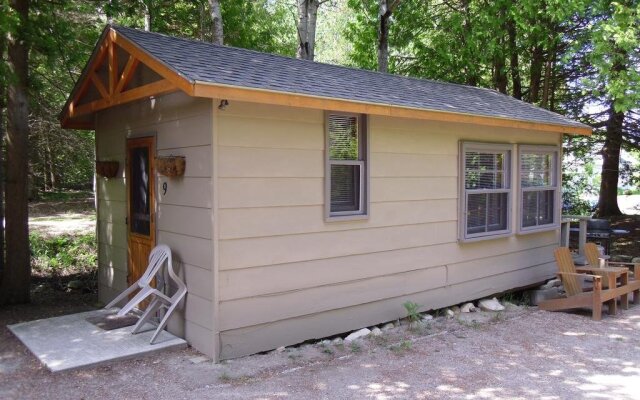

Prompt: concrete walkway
xmin=8 ymin=309 xmax=186 ymax=372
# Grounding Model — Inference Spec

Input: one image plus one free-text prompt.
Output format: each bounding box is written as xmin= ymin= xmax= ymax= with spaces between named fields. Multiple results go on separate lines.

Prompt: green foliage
xmin=403 ymin=300 xmax=422 ymax=323
xmin=389 ymin=340 xmax=412 ymax=354
xmin=30 ymin=233 xmax=97 ymax=275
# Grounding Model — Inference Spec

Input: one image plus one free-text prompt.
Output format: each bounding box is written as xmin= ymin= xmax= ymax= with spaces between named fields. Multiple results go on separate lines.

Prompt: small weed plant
xmin=403 ymin=301 xmax=422 ymax=323
xmin=389 ymin=340 xmax=413 ymax=354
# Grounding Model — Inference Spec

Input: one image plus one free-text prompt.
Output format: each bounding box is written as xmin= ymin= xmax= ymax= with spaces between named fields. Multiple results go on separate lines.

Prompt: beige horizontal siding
xmin=182 ymin=263 xmax=213 ymax=301
xmin=156 ymin=231 xmax=213 ymax=271
xmin=220 ymin=266 xmax=447 ymax=331
xmin=96 ymin=92 xmax=215 ymax=358
xmin=219 ymin=146 xmax=323 ymax=178
xmin=218 ymin=115 xmax=323 ymax=150
xmin=219 ymin=234 xmax=558 ymax=301
xmin=157 ymin=204 xmax=212 ymax=239
xmin=219 ymin=199 xmax=456 ymax=239
xmin=217 ymin=101 xmax=563 ymax=359
xmin=97 ymin=199 xmax=126 ymax=224
xmin=98 ymin=243 xmax=127 ymax=272
xmin=157 ymin=176 xmax=212 ymax=208
xmin=219 ymin=260 xmax=556 ymax=359
xmin=218 ymin=244 xmax=555 ymax=331
xmin=372 ymin=177 xmax=457 ymax=202
xmin=97 ymin=221 xmax=127 ymax=249
xmin=96 ymin=178 xmax=126 ymax=202
xmin=220 ymin=221 xmax=458 ymax=270
xmin=370 ymin=153 xmax=458 ymax=177
xmin=219 ymin=177 xmax=323 ymax=208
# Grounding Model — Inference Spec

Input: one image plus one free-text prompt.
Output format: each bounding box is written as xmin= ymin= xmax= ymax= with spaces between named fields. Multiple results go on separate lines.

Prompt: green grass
xmin=38 ymin=190 xmax=93 ymax=202
xmin=30 ymin=232 xmax=97 ymax=276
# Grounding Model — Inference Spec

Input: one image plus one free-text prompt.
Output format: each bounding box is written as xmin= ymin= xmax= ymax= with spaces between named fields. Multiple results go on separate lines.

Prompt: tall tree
xmin=297 ymin=0 xmax=321 ymax=60
xmin=0 ymin=23 xmax=6 ymax=279
xmin=588 ymin=1 xmax=640 ymax=216
xmin=209 ymin=0 xmax=223 ymax=44
xmin=377 ymin=0 xmax=400 ymax=72
xmin=1 ymin=0 xmax=30 ymax=305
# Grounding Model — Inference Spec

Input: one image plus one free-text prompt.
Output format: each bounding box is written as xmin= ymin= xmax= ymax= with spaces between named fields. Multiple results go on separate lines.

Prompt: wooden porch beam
xmin=108 ymin=31 xmax=118 ymax=95
xmin=90 ymin=72 xmax=110 ymax=100
xmin=111 ymin=29 xmax=194 ymax=95
xmin=115 ymin=55 xmax=139 ymax=94
xmin=70 ymin=79 xmax=176 ymax=118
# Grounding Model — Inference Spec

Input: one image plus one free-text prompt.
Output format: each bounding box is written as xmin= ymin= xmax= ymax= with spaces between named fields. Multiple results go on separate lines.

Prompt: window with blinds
xmin=326 ymin=113 xmax=367 ymax=217
xmin=461 ymin=143 xmax=512 ymax=240
xmin=519 ymin=147 xmax=559 ymax=231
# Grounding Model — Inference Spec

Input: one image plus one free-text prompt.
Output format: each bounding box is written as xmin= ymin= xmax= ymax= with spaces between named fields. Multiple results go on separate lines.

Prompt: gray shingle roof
xmin=114 ymin=25 xmax=587 ymax=130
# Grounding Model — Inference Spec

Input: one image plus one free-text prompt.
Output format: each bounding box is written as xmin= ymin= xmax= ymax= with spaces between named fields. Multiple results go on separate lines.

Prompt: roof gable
xmin=62 ymin=25 xmax=591 ymax=136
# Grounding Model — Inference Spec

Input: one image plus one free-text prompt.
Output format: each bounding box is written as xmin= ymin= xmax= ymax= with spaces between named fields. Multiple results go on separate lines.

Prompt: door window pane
xmin=130 ymin=146 xmax=150 ymax=236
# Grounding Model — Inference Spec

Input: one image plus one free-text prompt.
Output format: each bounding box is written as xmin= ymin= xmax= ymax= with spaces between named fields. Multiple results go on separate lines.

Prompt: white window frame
xmin=518 ymin=145 xmax=561 ymax=233
xmin=325 ymin=112 xmax=369 ymax=220
xmin=459 ymin=142 xmax=513 ymax=242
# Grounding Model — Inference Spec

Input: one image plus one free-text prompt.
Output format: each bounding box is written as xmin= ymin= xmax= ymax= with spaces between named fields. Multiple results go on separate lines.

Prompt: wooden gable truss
xmin=61 ymin=29 xmax=192 ymax=129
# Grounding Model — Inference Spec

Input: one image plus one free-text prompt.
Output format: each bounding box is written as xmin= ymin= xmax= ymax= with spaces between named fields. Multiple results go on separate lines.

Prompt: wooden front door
xmin=127 ymin=136 xmax=156 ymax=292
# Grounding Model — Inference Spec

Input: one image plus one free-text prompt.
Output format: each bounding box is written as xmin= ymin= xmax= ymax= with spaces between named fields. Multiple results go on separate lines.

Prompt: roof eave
xmin=192 ymin=80 xmax=592 ymax=136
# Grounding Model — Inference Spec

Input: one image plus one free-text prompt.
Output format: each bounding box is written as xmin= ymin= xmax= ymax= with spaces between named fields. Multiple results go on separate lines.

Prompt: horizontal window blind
xmin=521 ymin=153 xmax=552 ymax=187
xmin=329 ymin=114 xmax=359 ymax=161
xmin=330 ymin=164 xmax=361 ymax=213
xmin=465 ymin=151 xmax=506 ymax=189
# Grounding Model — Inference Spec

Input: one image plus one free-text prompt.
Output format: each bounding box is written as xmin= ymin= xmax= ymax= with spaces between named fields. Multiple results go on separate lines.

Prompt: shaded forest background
xmin=0 ymin=0 xmax=638 ymax=304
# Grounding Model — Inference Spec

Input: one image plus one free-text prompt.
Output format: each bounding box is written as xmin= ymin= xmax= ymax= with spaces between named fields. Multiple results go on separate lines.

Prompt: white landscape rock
xmin=444 ymin=308 xmax=455 ymax=318
xmin=502 ymin=301 xmax=523 ymax=311
xmin=478 ymin=297 xmax=505 ymax=312
xmin=344 ymin=328 xmax=371 ymax=342
xmin=382 ymin=323 xmax=395 ymax=331
xmin=331 ymin=337 xmax=343 ymax=346
xmin=371 ymin=327 xmax=383 ymax=336
xmin=275 ymin=346 xmax=286 ymax=353
xmin=460 ymin=303 xmax=476 ymax=313
xmin=422 ymin=314 xmax=434 ymax=321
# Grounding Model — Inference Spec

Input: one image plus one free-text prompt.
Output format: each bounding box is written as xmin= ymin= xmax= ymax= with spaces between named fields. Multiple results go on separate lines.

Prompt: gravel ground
xmin=2 ymin=298 xmax=639 ymax=400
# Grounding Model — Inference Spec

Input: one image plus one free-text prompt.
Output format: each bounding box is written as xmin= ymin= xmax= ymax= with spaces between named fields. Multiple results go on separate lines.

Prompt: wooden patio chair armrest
xmin=606 ymin=261 xmax=639 ymax=273
xmin=576 ymin=266 xmax=628 ymax=274
xmin=557 ymin=271 xmax=601 ymax=280
xmin=557 ymin=272 xmax=602 ymax=291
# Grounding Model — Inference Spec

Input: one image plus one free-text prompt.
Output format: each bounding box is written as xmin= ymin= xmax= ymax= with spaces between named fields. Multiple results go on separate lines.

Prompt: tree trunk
xmin=307 ymin=0 xmax=319 ymax=60
xmin=142 ymin=0 xmax=152 ymax=31
xmin=0 ymin=0 xmax=31 ymax=305
xmin=297 ymin=0 xmax=320 ymax=61
xmin=461 ymin=0 xmax=477 ymax=86
xmin=209 ymin=0 xmax=224 ymax=45
xmin=0 ymin=33 xmax=5 ymax=278
xmin=506 ymin=16 xmax=522 ymax=99
xmin=377 ymin=0 xmax=394 ymax=73
xmin=596 ymin=104 xmax=624 ymax=217
xmin=528 ymin=45 xmax=544 ymax=104
xmin=541 ymin=48 xmax=555 ymax=109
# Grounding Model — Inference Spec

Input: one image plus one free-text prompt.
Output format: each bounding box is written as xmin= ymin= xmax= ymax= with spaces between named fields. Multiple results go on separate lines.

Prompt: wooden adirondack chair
xmin=538 ymin=247 xmax=636 ymax=320
xmin=585 ymin=242 xmax=638 ymax=277
xmin=584 ymin=242 xmax=640 ymax=304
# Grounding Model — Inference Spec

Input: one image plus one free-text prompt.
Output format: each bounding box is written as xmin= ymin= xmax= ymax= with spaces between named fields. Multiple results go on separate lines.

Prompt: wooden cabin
xmin=61 ymin=25 xmax=591 ymax=361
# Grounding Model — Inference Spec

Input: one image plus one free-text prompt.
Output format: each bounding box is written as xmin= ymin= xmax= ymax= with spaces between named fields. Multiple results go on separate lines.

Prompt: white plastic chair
xmin=105 ymin=244 xmax=187 ymax=344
